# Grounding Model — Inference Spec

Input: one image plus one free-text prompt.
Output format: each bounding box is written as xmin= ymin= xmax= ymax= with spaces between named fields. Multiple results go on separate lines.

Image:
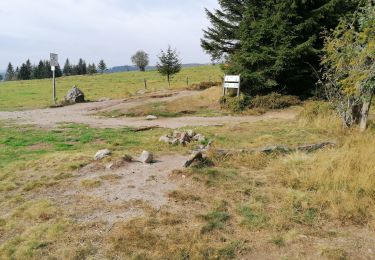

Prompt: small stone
xmin=106 ymin=163 xmax=114 ymax=170
xmin=159 ymin=135 xmax=170 ymax=143
xmin=146 ymin=115 xmax=158 ymax=120
xmin=187 ymin=129 xmax=196 ymax=138
xmin=193 ymin=134 xmax=206 ymax=142
xmin=139 ymin=151 xmax=153 ymax=163
xmin=94 ymin=149 xmax=111 ymax=160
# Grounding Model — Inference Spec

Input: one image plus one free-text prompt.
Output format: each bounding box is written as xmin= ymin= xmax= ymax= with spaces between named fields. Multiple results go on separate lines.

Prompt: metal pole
xmin=52 ymin=69 xmax=56 ymax=104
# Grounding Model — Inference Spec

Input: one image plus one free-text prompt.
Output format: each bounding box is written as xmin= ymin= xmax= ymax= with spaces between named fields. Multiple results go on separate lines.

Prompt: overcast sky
xmin=0 ymin=0 xmax=218 ymax=70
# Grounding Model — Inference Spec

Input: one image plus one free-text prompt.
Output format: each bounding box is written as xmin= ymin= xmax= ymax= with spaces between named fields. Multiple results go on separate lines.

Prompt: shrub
xmin=249 ymin=93 xmax=301 ymax=109
xmin=190 ymin=81 xmax=221 ymax=90
xmin=219 ymin=94 xmax=249 ymax=112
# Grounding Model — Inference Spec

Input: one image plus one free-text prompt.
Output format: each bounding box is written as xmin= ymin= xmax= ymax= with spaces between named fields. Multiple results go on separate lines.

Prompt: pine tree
xmin=87 ymin=63 xmax=97 ymax=75
xmin=5 ymin=62 xmax=15 ymax=81
xmin=156 ymin=46 xmax=182 ymax=87
xmin=25 ymin=59 xmax=32 ymax=79
xmin=14 ymin=67 xmax=20 ymax=80
xmin=63 ymin=58 xmax=72 ymax=76
xmin=202 ymin=0 xmax=360 ymax=95
xmin=98 ymin=60 xmax=107 ymax=74
xmin=19 ymin=63 xmax=29 ymax=80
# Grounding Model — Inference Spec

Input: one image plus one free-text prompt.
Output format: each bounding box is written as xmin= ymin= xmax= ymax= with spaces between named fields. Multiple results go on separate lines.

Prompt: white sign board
xmin=224 ymin=75 xmax=240 ymax=83
xmin=223 ymin=74 xmax=241 ymax=97
xmin=50 ymin=53 xmax=59 ymax=67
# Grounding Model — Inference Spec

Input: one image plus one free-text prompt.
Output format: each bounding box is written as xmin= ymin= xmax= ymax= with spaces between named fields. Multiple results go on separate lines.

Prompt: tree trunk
xmin=167 ymin=74 xmax=170 ymax=88
xmin=359 ymin=91 xmax=374 ymax=132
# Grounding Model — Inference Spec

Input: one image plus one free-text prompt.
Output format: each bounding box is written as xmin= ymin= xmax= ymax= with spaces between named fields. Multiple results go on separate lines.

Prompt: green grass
xmin=0 ymin=65 xmax=223 ymax=111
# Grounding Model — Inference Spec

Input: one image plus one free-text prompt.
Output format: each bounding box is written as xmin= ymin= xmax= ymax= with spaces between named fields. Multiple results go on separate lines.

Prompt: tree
xmin=131 ymin=50 xmax=149 ymax=71
xmin=0 ymin=74 xmax=3 ymax=81
xmin=76 ymin=58 xmax=87 ymax=75
xmin=63 ymin=58 xmax=72 ymax=76
xmin=5 ymin=62 xmax=15 ymax=81
xmin=322 ymin=2 xmax=375 ymax=131
xmin=18 ymin=63 xmax=29 ymax=80
xmin=202 ymin=0 xmax=360 ymax=95
xmin=98 ymin=60 xmax=107 ymax=73
xmin=156 ymin=46 xmax=182 ymax=87
xmin=87 ymin=63 xmax=97 ymax=75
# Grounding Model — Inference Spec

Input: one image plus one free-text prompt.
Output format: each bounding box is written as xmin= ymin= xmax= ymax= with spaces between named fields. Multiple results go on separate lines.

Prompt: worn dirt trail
xmin=0 ymin=90 xmax=297 ymax=129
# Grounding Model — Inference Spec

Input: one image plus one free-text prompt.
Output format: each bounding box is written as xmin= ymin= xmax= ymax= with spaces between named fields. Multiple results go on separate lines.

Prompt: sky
xmin=0 ymin=0 xmax=219 ymax=70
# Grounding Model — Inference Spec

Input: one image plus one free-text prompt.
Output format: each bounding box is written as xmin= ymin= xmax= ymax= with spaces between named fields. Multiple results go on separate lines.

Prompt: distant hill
xmin=106 ymin=63 xmax=209 ymax=74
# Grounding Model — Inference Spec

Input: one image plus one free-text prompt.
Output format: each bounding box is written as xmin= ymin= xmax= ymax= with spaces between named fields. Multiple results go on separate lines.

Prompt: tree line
xmin=4 ymin=59 xmax=107 ymax=81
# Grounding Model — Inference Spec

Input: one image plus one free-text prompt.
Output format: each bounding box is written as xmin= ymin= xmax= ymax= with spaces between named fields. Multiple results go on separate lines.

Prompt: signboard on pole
xmin=50 ymin=53 xmax=59 ymax=67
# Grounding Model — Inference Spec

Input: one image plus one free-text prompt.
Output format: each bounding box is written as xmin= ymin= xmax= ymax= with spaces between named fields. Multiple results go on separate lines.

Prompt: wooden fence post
xmin=144 ymin=79 xmax=147 ymax=89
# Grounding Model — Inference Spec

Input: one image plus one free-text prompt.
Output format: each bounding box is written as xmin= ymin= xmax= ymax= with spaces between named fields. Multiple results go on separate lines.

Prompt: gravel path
xmin=0 ymin=90 xmax=297 ymax=129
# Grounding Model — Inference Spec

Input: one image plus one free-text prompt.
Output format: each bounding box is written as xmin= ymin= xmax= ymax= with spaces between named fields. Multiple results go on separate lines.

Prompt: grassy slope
xmin=1 ymin=103 xmax=375 ymax=258
xmin=0 ymin=65 xmax=222 ymax=111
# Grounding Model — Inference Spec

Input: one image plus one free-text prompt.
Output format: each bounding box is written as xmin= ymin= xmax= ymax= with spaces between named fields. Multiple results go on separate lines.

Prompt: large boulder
xmin=65 ymin=86 xmax=85 ymax=103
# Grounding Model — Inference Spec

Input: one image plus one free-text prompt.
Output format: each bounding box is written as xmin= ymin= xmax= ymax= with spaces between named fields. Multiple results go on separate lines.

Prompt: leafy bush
xmin=249 ymin=93 xmax=301 ymax=109
xmin=219 ymin=94 xmax=249 ymax=112
xmin=190 ymin=81 xmax=221 ymax=90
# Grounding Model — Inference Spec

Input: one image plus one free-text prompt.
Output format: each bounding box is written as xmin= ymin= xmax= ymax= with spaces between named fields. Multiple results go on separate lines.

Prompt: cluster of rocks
xmin=94 ymin=149 xmax=154 ymax=164
xmin=159 ymin=130 xmax=206 ymax=146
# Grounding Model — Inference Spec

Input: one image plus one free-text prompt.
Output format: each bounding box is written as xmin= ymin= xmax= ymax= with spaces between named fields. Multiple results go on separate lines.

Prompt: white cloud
xmin=0 ymin=0 xmax=219 ymax=69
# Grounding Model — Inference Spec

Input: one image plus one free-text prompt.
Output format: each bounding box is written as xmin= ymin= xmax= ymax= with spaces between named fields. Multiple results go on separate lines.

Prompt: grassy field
xmin=0 ymin=65 xmax=223 ymax=111
xmin=1 ymin=101 xmax=375 ymax=258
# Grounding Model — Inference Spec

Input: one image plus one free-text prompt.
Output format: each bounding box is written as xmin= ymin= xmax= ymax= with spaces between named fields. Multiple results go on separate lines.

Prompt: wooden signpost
xmin=223 ymin=75 xmax=241 ymax=97
xmin=50 ymin=53 xmax=58 ymax=104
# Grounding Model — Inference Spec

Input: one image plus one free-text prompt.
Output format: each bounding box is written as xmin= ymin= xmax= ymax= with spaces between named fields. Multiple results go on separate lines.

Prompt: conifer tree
xmin=5 ymin=62 xmax=15 ymax=81
xmin=156 ymin=46 xmax=182 ymax=87
xmin=98 ymin=60 xmax=107 ymax=74
xmin=63 ymin=58 xmax=72 ymax=76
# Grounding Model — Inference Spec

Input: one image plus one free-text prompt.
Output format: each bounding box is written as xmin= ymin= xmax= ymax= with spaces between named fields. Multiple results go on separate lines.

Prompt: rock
xmin=146 ymin=115 xmax=158 ymax=120
xmin=192 ymin=134 xmax=206 ymax=142
xmin=94 ymin=149 xmax=111 ymax=160
xmin=65 ymin=86 xmax=85 ymax=103
xmin=296 ymin=142 xmax=336 ymax=153
xmin=106 ymin=163 xmax=114 ymax=170
xmin=187 ymin=129 xmax=196 ymax=138
xmin=169 ymin=138 xmax=179 ymax=145
xmin=184 ymin=151 xmax=203 ymax=168
xmin=178 ymin=133 xmax=191 ymax=145
xmin=159 ymin=135 xmax=170 ymax=143
xmin=139 ymin=151 xmax=153 ymax=163
xmin=255 ymin=145 xmax=290 ymax=154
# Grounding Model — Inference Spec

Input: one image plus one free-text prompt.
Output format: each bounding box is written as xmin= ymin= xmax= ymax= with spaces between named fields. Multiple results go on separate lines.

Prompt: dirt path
xmin=0 ymin=90 xmax=297 ymax=129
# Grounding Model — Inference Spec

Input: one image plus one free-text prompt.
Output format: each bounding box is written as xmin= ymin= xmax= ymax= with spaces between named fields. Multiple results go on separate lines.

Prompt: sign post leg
xmin=52 ymin=70 xmax=56 ymax=104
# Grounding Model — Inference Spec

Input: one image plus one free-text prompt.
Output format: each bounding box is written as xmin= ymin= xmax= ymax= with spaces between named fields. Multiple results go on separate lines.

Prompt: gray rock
xmin=94 ymin=149 xmax=111 ymax=160
xmin=184 ymin=151 xmax=203 ymax=167
xmin=65 ymin=86 xmax=85 ymax=103
xmin=193 ymin=134 xmax=206 ymax=142
xmin=146 ymin=115 xmax=158 ymax=120
xmin=187 ymin=129 xmax=196 ymax=138
xmin=139 ymin=151 xmax=153 ymax=163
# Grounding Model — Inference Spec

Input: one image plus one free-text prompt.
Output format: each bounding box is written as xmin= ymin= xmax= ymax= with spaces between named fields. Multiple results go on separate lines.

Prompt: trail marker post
xmin=223 ymin=75 xmax=241 ymax=97
xmin=50 ymin=53 xmax=59 ymax=104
